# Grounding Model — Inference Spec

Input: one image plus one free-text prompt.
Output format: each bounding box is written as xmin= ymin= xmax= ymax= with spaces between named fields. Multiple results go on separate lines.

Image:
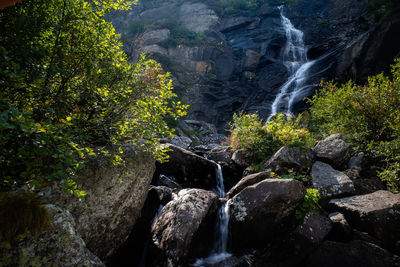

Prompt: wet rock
xmin=244 ymin=49 xmax=261 ymax=70
xmin=152 ymin=186 xmax=174 ymax=205
xmin=154 ymin=144 xmax=217 ymax=189
xmin=218 ymin=16 xmax=253 ymax=33
xmin=261 ymin=146 xmax=313 ymax=174
xmin=41 ymin=148 xmax=155 ymax=260
xmin=151 ymin=189 xmax=218 ymax=266
xmin=311 ymin=161 xmax=355 ymax=197
xmin=305 ymin=240 xmax=400 ymax=267
xmin=0 ymin=204 xmax=104 ymax=267
xmin=226 ymin=172 xmax=271 ymax=199
xmin=329 ymin=190 xmax=400 ymax=248
xmin=228 ymin=179 xmax=305 ymax=249
xmin=312 ymin=134 xmax=352 ymax=170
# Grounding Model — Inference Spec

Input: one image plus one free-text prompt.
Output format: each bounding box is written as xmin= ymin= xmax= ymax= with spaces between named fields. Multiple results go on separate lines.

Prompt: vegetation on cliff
xmin=0 ymin=0 xmax=187 ymax=194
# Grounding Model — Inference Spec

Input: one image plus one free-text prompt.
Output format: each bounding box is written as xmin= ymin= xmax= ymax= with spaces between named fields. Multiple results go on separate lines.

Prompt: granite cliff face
xmin=113 ymin=0 xmax=400 ymax=131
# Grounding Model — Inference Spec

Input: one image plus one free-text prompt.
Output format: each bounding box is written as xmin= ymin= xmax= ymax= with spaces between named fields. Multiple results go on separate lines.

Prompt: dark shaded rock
xmin=208 ymin=145 xmax=233 ymax=164
xmin=305 ymin=240 xmax=400 ymax=267
xmin=231 ymin=150 xmax=251 ymax=168
xmin=327 ymin=212 xmax=352 ymax=242
xmin=0 ymin=204 xmax=104 ymax=267
xmin=228 ymin=179 xmax=305 ymax=250
xmin=154 ymin=144 xmax=217 ymax=189
xmin=242 ymin=166 xmax=257 ymax=177
xmin=261 ymin=146 xmax=313 ymax=174
xmin=169 ymin=136 xmax=192 ymax=149
xmin=311 ymin=161 xmax=355 ymax=197
xmin=150 ymin=189 xmax=218 ymax=266
xmin=348 ymin=152 xmax=364 ymax=170
xmin=225 ymin=171 xmax=271 ymax=199
xmin=158 ymin=174 xmax=182 ymax=190
xmin=270 ymin=212 xmax=332 ymax=266
xmin=219 ymin=16 xmax=253 ymax=33
xmin=312 ymin=134 xmax=352 ymax=170
xmin=152 ymin=186 xmax=174 ymax=205
xmin=336 ymin=17 xmax=400 ymax=82
xmin=329 ymin=190 xmax=400 ymax=248
xmin=108 ymin=187 xmax=162 ymax=267
xmin=41 ymin=148 xmax=155 ymax=260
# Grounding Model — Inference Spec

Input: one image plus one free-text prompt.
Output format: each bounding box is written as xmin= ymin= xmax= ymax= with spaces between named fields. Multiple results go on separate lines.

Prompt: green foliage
xmin=266 ymin=113 xmax=316 ymax=149
xmin=0 ymin=192 xmax=51 ymax=242
xmin=0 ymin=0 xmax=187 ymax=192
xmin=228 ymin=112 xmax=315 ymax=164
xmin=295 ymin=188 xmax=321 ymax=220
xmin=309 ymin=58 xmax=400 ymax=191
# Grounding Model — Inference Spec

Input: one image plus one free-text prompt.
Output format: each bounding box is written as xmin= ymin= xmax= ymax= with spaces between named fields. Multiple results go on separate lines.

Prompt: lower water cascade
xmin=193 ymin=164 xmax=231 ymax=266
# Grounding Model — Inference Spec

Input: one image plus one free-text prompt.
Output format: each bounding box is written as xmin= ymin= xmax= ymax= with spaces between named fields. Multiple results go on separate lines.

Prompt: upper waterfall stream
xmin=268 ymin=6 xmax=315 ymax=120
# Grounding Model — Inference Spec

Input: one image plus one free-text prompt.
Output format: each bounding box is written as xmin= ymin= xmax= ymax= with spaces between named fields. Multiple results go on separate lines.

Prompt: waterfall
xmin=192 ymin=164 xmax=231 ymax=266
xmin=268 ymin=6 xmax=316 ymax=120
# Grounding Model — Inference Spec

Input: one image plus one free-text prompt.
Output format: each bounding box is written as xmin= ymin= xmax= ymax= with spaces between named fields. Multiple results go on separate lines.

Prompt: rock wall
xmin=113 ymin=0 xmax=400 ymax=131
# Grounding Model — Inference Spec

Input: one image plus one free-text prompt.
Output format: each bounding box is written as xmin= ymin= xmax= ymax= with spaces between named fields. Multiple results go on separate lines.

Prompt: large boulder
xmin=42 ymin=148 xmax=156 ymax=260
xmin=305 ymin=240 xmax=400 ymax=267
xmin=225 ymin=171 xmax=271 ymax=199
xmin=150 ymin=189 xmax=218 ymax=266
xmin=329 ymin=190 xmax=400 ymax=248
xmin=154 ymin=144 xmax=218 ymax=189
xmin=312 ymin=134 xmax=352 ymax=170
xmin=261 ymin=146 xmax=313 ymax=174
xmin=311 ymin=161 xmax=355 ymax=197
xmin=0 ymin=204 xmax=104 ymax=266
xmin=178 ymin=2 xmax=219 ymax=33
xmin=228 ymin=179 xmax=305 ymax=249
xmin=270 ymin=212 xmax=332 ymax=266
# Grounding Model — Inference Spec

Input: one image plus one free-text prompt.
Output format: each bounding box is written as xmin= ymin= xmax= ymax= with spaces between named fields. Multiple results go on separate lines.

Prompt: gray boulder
xmin=0 ymin=204 xmax=104 ymax=266
xmin=261 ymin=146 xmax=313 ymax=174
xmin=142 ymin=29 xmax=170 ymax=45
xmin=42 ymin=149 xmax=155 ymax=260
xmin=313 ymin=134 xmax=352 ymax=170
xmin=178 ymin=3 xmax=219 ymax=33
xmin=329 ymin=190 xmax=400 ymax=247
xmin=155 ymin=144 xmax=217 ymax=189
xmin=327 ymin=212 xmax=353 ymax=241
xmin=151 ymin=189 xmax=218 ymax=266
xmin=311 ymin=161 xmax=355 ymax=197
xmin=231 ymin=149 xmax=251 ymax=168
xmin=225 ymin=171 xmax=271 ymax=199
xmin=208 ymin=146 xmax=233 ymax=164
xmin=305 ymin=240 xmax=400 ymax=267
xmin=228 ymin=179 xmax=305 ymax=249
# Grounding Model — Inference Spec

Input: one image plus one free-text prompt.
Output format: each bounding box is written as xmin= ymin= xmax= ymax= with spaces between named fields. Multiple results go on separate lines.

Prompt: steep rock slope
xmin=113 ymin=0 xmax=400 ymax=131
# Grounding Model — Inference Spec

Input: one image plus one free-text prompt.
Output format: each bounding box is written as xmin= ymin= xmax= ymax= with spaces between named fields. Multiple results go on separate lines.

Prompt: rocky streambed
xmin=2 ymin=123 xmax=400 ymax=267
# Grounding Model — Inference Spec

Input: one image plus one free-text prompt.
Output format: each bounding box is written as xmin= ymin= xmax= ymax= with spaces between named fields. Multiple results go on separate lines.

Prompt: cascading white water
xmin=268 ymin=6 xmax=315 ymax=120
xmin=192 ymin=164 xmax=231 ymax=266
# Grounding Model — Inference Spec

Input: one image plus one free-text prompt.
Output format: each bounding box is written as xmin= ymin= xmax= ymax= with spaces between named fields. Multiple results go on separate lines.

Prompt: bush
xmin=0 ymin=0 xmax=187 ymax=193
xmin=309 ymin=58 xmax=400 ymax=191
xmin=228 ymin=112 xmax=315 ymax=164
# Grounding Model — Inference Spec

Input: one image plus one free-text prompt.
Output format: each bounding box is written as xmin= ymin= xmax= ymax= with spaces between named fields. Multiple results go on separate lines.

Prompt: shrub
xmin=0 ymin=192 xmax=51 ymax=242
xmin=295 ymin=188 xmax=321 ymax=220
xmin=309 ymin=58 xmax=400 ymax=191
xmin=228 ymin=112 xmax=315 ymax=164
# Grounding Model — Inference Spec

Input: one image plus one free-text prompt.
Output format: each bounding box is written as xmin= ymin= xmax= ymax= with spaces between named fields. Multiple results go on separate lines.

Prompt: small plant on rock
xmin=295 ymin=188 xmax=321 ymax=220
